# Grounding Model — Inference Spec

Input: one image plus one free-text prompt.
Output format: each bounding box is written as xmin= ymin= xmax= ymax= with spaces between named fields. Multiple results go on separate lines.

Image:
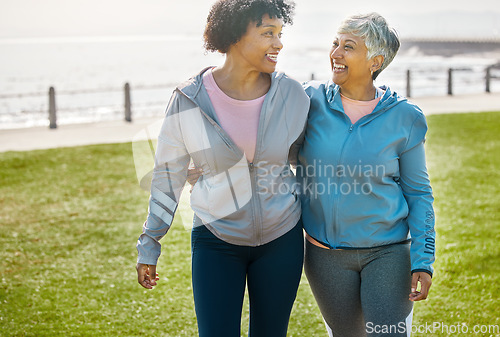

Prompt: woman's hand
xmin=409 ymin=272 xmax=432 ymax=301
xmin=136 ymin=263 xmax=159 ymax=289
xmin=187 ymin=167 xmax=203 ymax=192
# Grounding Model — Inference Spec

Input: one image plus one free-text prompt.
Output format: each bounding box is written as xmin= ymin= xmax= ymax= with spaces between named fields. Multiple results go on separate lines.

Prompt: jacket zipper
xmin=250 ymin=103 xmax=266 ymax=245
xmin=247 ymin=161 xmax=259 ymax=244
xmin=332 ymin=120 xmax=354 ymax=248
xmin=248 ymin=83 xmax=276 ymax=244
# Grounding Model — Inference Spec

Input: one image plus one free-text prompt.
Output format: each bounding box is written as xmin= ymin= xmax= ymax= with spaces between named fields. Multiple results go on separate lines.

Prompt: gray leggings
xmin=304 ymin=240 xmax=414 ymax=337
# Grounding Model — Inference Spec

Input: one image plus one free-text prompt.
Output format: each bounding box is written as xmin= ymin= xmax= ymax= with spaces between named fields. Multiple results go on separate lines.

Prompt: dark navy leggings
xmin=191 ymin=221 xmax=304 ymax=337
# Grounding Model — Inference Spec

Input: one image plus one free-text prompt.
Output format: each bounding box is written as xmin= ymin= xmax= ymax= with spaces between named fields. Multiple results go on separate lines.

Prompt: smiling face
xmin=229 ymin=14 xmax=284 ymax=74
xmin=330 ymin=33 xmax=379 ymax=92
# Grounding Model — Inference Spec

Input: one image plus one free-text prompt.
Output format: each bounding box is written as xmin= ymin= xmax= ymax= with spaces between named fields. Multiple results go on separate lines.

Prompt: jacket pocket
xmin=207 ymin=157 xmax=253 ymax=222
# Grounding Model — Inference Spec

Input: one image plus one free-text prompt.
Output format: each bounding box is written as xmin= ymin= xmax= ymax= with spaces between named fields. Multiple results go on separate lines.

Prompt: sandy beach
xmin=1 ymin=92 xmax=499 ymax=153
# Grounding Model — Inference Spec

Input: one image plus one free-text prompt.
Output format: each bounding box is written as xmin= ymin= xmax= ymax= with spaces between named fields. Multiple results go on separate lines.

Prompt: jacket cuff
xmin=411 ymin=269 xmax=433 ymax=278
xmin=137 ymin=255 xmax=159 ymax=266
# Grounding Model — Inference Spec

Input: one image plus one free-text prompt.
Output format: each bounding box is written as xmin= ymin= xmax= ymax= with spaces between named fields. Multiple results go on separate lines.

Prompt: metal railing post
xmin=447 ymin=68 xmax=453 ymax=96
xmin=486 ymin=66 xmax=491 ymax=93
xmin=49 ymin=86 xmax=57 ymax=129
xmin=124 ymin=82 xmax=132 ymax=122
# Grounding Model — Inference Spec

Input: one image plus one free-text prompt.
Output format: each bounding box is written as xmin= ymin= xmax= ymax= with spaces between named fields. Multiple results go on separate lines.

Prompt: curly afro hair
xmin=204 ymin=0 xmax=295 ymax=54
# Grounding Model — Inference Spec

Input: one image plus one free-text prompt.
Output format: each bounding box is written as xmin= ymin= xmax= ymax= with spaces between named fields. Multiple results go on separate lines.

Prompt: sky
xmin=0 ymin=0 xmax=499 ymax=40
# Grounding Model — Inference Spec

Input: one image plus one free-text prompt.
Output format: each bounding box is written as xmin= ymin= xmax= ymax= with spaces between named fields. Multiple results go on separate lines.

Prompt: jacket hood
xmin=176 ymin=67 xmax=286 ymax=103
xmin=324 ymin=80 xmax=408 ymax=123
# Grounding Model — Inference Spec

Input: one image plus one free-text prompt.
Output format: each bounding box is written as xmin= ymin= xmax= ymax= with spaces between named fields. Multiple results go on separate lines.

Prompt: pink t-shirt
xmin=341 ymin=89 xmax=384 ymax=124
xmin=203 ymin=69 xmax=265 ymax=162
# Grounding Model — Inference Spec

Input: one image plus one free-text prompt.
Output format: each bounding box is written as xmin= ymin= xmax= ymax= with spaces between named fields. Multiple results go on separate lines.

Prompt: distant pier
xmin=400 ymin=38 xmax=500 ymax=57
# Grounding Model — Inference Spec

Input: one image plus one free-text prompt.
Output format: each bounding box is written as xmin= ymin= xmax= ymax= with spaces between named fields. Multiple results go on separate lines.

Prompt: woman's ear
xmin=371 ymin=55 xmax=385 ymax=72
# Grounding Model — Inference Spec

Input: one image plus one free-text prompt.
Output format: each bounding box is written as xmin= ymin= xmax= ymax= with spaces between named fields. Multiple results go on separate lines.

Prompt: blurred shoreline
xmin=1 ymin=37 xmax=500 ymax=130
xmin=1 ymin=91 xmax=499 ymax=153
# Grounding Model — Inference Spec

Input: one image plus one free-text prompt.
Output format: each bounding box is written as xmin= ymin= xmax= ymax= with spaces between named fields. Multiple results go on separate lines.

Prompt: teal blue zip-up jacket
xmin=296 ymin=80 xmax=435 ymax=276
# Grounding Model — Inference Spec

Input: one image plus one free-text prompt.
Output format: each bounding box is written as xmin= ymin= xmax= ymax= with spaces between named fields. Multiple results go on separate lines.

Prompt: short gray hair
xmin=337 ymin=13 xmax=400 ymax=80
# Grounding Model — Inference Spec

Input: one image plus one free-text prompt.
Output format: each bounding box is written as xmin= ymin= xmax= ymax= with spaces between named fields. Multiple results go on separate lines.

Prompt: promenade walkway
xmin=1 ymin=92 xmax=499 ymax=152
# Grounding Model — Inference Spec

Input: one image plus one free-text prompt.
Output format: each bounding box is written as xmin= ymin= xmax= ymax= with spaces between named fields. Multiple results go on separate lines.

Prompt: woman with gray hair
xmin=294 ymin=13 xmax=436 ymax=336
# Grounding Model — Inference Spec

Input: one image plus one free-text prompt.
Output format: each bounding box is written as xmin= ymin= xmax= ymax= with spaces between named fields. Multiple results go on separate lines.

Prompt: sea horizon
xmin=1 ymin=33 xmax=500 ymax=129
xmin=2 ymin=33 xmax=500 ymax=44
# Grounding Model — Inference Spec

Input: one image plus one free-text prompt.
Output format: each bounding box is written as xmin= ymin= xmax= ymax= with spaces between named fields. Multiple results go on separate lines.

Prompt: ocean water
xmin=1 ymin=35 xmax=499 ymax=129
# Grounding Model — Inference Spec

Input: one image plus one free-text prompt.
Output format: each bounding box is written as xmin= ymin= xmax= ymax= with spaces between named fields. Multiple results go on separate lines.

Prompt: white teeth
xmin=267 ymin=54 xmax=278 ymax=62
xmin=334 ymin=64 xmax=346 ymax=69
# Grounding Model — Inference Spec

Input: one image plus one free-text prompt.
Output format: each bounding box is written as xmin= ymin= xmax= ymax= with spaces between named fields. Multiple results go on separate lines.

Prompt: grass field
xmin=1 ymin=111 xmax=499 ymax=336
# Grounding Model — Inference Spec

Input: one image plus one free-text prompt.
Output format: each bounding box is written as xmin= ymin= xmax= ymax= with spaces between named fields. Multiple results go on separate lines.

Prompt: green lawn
xmin=1 ymin=111 xmax=499 ymax=336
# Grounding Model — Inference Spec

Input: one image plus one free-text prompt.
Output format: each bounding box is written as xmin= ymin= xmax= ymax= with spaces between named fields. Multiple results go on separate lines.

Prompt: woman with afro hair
xmin=136 ymin=0 xmax=309 ymax=336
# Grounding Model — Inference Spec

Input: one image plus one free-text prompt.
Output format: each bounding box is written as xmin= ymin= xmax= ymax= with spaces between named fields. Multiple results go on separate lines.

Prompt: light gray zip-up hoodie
xmin=137 ymin=67 xmax=310 ymax=265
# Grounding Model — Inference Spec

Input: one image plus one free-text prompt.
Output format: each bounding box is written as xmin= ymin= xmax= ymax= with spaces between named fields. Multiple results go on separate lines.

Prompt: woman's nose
xmin=331 ymin=46 xmax=341 ymax=59
xmin=274 ymin=36 xmax=283 ymax=50
xmin=273 ymin=36 xmax=283 ymax=51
